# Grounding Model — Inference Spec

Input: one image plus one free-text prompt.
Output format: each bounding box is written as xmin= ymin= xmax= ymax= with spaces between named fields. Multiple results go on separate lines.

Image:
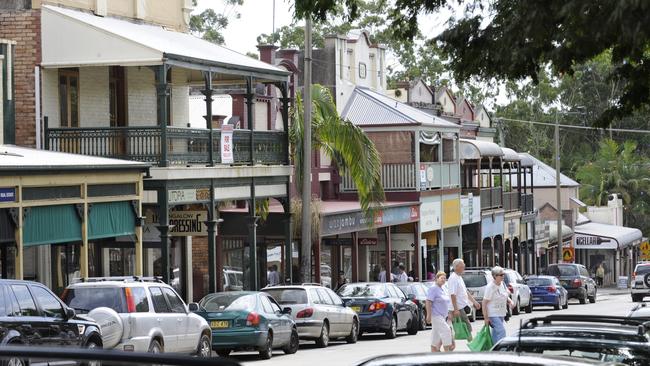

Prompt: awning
xmin=41 ymin=5 xmax=289 ymax=82
xmin=23 ymin=204 xmax=82 ymax=246
xmin=501 ymin=148 xmax=521 ymax=162
xmin=548 ymin=223 xmax=573 ymax=244
xmin=460 ymin=139 xmax=504 ymax=160
xmin=574 ymin=222 xmax=642 ymax=250
xmin=518 ymin=154 xmax=534 ymax=167
xmin=88 ymin=201 xmax=136 ymax=240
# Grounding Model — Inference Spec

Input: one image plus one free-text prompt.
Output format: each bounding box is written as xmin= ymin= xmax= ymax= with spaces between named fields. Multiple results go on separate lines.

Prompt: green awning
xmin=89 ymin=201 xmax=135 ymax=240
xmin=24 ymin=204 xmax=81 ymax=246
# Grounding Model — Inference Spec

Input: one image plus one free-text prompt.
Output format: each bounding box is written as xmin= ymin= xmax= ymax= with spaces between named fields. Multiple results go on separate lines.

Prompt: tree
xmin=290 ymin=85 xmax=385 ymax=282
xmin=296 ymin=0 xmax=650 ymax=127
xmin=190 ymin=0 xmax=244 ymax=45
xmin=576 ymin=139 xmax=650 ymax=235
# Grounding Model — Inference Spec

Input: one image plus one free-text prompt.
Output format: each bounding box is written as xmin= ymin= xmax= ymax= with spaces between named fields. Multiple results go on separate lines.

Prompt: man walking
xmin=448 ymin=258 xmax=481 ymax=341
xmin=267 ymin=264 xmax=280 ymax=286
xmin=396 ymin=265 xmax=409 ymax=283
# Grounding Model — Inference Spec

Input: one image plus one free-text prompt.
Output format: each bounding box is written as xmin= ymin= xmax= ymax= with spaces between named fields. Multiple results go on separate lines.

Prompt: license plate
xmin=211 ymin=320 xmax=230 ymax=329
xmin=351 ymin=306 xmax=361 ymax=313
xmin=532 ymin=297 xmax=541 ymax=301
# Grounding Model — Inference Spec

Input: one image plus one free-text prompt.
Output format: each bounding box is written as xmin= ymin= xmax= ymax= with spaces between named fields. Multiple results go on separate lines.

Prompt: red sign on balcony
xmin=221 ymin=125 xmax=234 ymax=164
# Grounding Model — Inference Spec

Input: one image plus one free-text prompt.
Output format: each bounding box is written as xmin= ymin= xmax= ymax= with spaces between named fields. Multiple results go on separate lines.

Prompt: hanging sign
xmin=562 ymin=247 xmax=575 ymax=263
xmin=221 ymin=124 xmax=234 ymax=164
xmin=0 ymin=188 xmax=15 ymax=202
xmin=143 ymin=209 xmax=208 ymax=241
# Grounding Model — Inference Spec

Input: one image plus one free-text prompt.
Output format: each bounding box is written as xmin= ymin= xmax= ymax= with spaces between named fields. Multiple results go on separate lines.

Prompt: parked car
xmin=337 ymin=282 xmax=419 ymax=339
xmin=395 ymin=283 xmax=428 ymax=330
xmin=503 ymin=269 xmax=532 ymax=314
xmin=422 ymin=281 xmax=475 ymax=322
xmin=462 ymin=268 xmax=511 ymax=320
xmin=190 ymin=291 xmax=299 ymax=359
xmin=627 ymin=302 xmax=650 ymax=319
xmin=630 ymin=262 xmax=650 ymax=302
xmin=546 ymin=263 xmax=597 ymax=304
xmin=525 ymin=275 xmax=568 ymax=310
xmin=0 ymin=279 xmax=103 ymax=366
xmin=61 ymin=277 xmax=211 ymax=356
xmin=493 ymin=315 xmax=650 ymax=364
xmin=354 ymin=352 xmax=607 ymax=366
xmin=223 ymin=267 xmax=244 ymax=292
xmin=262 ymin=285 xmax=358 ymax=347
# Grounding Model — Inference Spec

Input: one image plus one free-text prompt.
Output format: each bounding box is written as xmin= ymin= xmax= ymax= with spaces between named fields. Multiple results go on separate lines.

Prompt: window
xmin=326 ymin=289 xmax=343 ymax=306
xmin=0 ymin=286 xmax=6 ymax=317
xmin=201 ymin=294 xmax=256 ymax=312
xmin=579 ymin=267 xmax=589 ymax=277
xmin=267 ymin=296 xmax=283 ymax=313
xmin=128 ymin=287 xmax=150 ymax=313
xmin=419 ymin=143 xmax=440 ymax=163
xmin=59 ymin=68 xmax=80 ymax=127
xmin=149 ymin=287 xmax=170 ymax=313
xmin=442 ymin=138 xmax=456 ymax=162
xmin=317 ymin=288 xmax=334 ymax=305
xmin=162 ymin=288 xmax=186 ymax=313
xmin=358 ymin=63 xmax=367 ymax=79
xmin=62 ymin=287 xmax=126 ymax=314
xmin=263 ymin=289 xmax=308 ymax=305
xmin=310 ymin=289 xmax=324 ymax=304
xmin=32 ymin=286 xmax=65 ymax=319
xmin=259 ymin=295 xmax=275 ymax=314
xmin=11 ymin=285 xmax=38 ymax=316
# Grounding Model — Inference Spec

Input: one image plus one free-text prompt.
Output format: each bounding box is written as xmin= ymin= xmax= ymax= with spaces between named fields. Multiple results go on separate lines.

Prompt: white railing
xmin=340 ymin=163 xmax=417 ymax=191
xmin=340 ymin=161 xmax=460 ymax=192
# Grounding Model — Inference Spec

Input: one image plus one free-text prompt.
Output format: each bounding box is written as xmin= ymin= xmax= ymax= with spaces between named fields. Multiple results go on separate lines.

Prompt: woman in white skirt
xmin=425 ymin=271 xmax=455 ymax=352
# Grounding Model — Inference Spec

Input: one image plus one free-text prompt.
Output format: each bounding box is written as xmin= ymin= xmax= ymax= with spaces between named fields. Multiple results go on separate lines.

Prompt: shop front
xmin=480 ymin=212 xmax=504 ymax=266
xmin=503 ymin=214 xmax=521 ymax=270
xmin=420 ymin=195 xmax=441 ymax=276
xmin=460 ymin=194 xmax=481 ymax=267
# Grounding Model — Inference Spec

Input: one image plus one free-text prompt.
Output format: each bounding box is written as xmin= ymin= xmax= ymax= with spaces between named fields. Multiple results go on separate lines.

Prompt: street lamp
xmin=555 ymin=106 xmax=586 ymax=263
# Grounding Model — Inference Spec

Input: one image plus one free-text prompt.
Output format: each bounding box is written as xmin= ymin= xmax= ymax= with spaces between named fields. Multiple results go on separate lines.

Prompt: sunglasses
xmin=495 ymin=273 xmax=505 ymax=277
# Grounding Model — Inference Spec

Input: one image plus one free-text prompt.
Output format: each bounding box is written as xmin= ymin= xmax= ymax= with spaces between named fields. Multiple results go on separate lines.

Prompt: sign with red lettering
xmin=221 ymin=125 xmax=234 ymax=164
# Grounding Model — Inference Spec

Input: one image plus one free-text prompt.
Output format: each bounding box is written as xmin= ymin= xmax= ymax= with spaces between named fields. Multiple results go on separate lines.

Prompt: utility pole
xmin=301 ymin=15 xmax=313 ymax=283
xmin=555 ymin=111 xmax=563 ymax=264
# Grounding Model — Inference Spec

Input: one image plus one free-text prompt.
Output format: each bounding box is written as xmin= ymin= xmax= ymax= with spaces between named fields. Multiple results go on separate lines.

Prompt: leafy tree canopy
xmin=296 ymin=0 xmax=650 ymax=127
xmin=190 ymin=0 xmax=244 ymax=44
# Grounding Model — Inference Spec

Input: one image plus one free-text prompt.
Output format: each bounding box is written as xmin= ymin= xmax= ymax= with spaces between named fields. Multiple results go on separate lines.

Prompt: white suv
xmin=62 ymin=277 xmax=211 ymax=356
xmin=631 ymin=263 xmax=650 ymax=302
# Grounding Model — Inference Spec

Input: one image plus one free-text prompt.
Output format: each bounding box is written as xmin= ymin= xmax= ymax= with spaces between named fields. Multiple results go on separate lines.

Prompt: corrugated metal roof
xmin=341 ymin=87 xmax=459 ymax=128
xmin=42 ymin=5 xmax=288 ymax=79
xmin=518 ymin=153 xmax=580 ymax=187
xmin=0 ymin=145 xmax=148 ymax=171
xmin=459 ymin=139 xmax=504 ymax=159
xmin=501 ymin=147 xmax=521 ymax=162
xmin=575 ymin=222 xmax=642 ymax=248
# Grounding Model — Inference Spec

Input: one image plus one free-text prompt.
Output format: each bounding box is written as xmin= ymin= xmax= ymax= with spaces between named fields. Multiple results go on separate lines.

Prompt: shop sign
xmin=420 ymin=197 xmax=441 ymax=232
xmin=0 ymin=187 xmax=15 ymax=202
xmin=321 ymin=205 xmax=420 ymax=236
xmin=168 ymin=188 xmax=211 ymax=204
xmin=358 ymin=238 xmax=378 ymax=246
xmin=442 ymin=197 xmax=461 ymax=228
xmin=322 ymin=238 xmax=353 ymax=246
xmin=574 ymin=233 xmax=617 ymax=250
xmin=221 ymin=124 xmax=234 ymax=164
xmin=460 ymin=194 xmax=480 ymax=225
xmin=143 ymin=209 xmax=208 ymax=241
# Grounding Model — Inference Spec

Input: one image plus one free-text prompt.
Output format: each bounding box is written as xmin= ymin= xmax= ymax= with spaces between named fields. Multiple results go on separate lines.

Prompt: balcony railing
xmin=45 ymin=125 xmax=288 ymax=166
xmin=520 ymin=193 xmax=534 ymax=213
xmin=463 ymin=187 xmax=503 ymax=210
xmin=340 ymin=161 xmax=460 ymax=192
xmin=503 ymin=191 xmax=520 ymax=211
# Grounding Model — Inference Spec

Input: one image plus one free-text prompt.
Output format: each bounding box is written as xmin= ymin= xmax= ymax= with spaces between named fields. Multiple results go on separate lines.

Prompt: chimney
xmin=257 ymin=44 xmax=279 ymax=65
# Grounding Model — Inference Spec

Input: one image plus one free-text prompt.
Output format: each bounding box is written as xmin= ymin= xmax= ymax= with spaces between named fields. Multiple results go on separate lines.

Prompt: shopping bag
xmin=467 ymin=325 xmax=494 ymax=352
xmin=452 ymin=316 xmax=471 ymax=340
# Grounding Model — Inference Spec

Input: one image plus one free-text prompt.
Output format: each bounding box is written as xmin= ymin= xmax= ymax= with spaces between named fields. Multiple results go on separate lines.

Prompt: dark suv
xmin=0 ymin=280 xmax=102 ymax=349
xmin=546 ymin=264 xmax=596 ymax=304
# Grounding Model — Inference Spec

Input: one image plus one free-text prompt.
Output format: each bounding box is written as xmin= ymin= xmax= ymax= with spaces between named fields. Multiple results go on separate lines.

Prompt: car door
xmin=260 ymin=294 xmax=286 ymax=345
xmin=30 ymin=285 xmax=81 ymax=347
xmin=325 ymin=288 xmax=350 ymax=336
xmin=162 ymin=287 xmax=193 ymax=353
xmin=148 ymin=286 xmax=178 ymax=352
xmin=268 ymin=296 xmax=292 ymax=343
xmin=579 ymin=266 xmax=595 ymax=295
xmin=387 ymin=285 xmax=407 ymax=329
xmin=9 ymin=284 xmax=49 ymax=346
xmin=316 ymin=288 xmax=341 ymax=336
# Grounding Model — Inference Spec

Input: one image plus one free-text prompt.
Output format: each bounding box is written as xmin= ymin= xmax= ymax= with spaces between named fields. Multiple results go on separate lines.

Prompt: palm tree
xmin=290 ymin=84 xmax=385 ymax=281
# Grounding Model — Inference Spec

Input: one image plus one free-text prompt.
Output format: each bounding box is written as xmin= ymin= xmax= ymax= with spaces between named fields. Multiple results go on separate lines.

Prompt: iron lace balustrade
xmin=45 ymin=125 xmax=287 ymax=166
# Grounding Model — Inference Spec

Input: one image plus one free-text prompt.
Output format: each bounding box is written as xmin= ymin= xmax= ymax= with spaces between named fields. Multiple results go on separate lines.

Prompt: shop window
xmin=59 ymin=68 xmax=79 ymax=128
xmin=419 ymin=143 xmax=440 ymax=163
xmin=51 ymin=244 xmax=81 ymax=295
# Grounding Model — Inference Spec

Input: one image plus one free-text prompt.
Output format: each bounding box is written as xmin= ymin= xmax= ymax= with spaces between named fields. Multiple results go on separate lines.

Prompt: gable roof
xmin=341 ymin=87 xmax=459 ymax=128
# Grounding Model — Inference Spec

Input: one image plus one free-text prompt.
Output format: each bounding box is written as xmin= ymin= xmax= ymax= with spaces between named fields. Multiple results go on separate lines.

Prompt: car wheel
xmin=407 ymin=313 xmax=419 ymax=335
xmin=419 ymin=310 xmax=427 ymax=330
xmin=315 ymin=323 xmax=329 ymax=348
xmin=385 ymin=316 xmax=398 ymax=339
xmin=512 ymin=298 xmax=521 ymax=315
xmin=196 ymin=334 xmax=211 ymax=357
xmin=579 ymin=295 xmax=587 ymax=304
xmin=83 ymin=339 xmax=102 ymax=366
xmin=148 ymin=339 xmax=163 ymax=354
xmin=258 ymin=333 xmax=273 ymax=360
xmin=346 ymin=318 xmax=359 ymax=344
xmin=562 ymin=296 xmax=569 ymax=309
xmin=283 ymin=328 xmax=299 ymax=354
xmin=216 ymin=349 xmax=231 ymax=358
xmin=525 ymin=299 xmax=533 ymax=313
xmin=4 ymin=358 xmax=28 ymax=366
xmin=589 ymin=289 xmax=596 ymax=304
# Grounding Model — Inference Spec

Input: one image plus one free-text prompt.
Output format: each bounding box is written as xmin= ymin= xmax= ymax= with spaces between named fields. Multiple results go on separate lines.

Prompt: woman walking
xmin=482 ymin=266 xmax=514 ymax=345
xmin=425 ymin=271 xmax=455 ymax=352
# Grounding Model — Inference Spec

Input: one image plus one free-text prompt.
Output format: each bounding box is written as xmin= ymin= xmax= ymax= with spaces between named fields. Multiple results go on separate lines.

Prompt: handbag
xmin=452 ymin=316 xmax=471 ymax=340
xmin=467 ymin=325 xmax=493 ymax=352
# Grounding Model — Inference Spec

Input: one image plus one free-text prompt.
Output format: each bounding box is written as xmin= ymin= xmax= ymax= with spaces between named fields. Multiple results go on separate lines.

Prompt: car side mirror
xmin=65 ymin=307 xmax=76 ymax=320
xmin=342 ymin=299 xmax=351 ymax=307
xmin=407 ymin=294 xmax=417 ymax=301
xmin=282 ymin=307 xmax=292 ymax=315
xmin=188 ymin=303 xmax=200 ymax=312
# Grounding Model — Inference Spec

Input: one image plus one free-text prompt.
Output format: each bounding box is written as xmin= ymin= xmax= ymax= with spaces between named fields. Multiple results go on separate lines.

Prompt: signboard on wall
xmin=321 ymin=205 xmax=420 ymax=236
xmin=574 ymin=233 xmax=617 ymax=250
xmin=143 ymin=208 xmax=208 ymax=241
xmin=221 ymin=124 xmax=234 ymax=164
xmin=168 ymin=188 xmax=211 ymax=204
xmin=0 ymin=188 xmax=15 ymax=202
xmin=460 ymin=194 xmax=480 ymax=225
xmin=420 ymin=197 xmax=441 ymax=232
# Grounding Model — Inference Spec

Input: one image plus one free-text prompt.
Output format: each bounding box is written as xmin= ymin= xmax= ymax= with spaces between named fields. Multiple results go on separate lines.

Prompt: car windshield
xmin=551 ymin=265 xmax=578 ymax=276
xmin=636 ymin=265 xmax=650 ymax=276
xmin=62 ymin=287 xmax=126 ymax=313
xmin=338 ymin=284 xmax=385 ymax=298
xmin=263 ymin=288 xmax=308 ymax=304
xmin=527 ymin=278 xmax=553 ymax=286
xmin=463 ymin=273 xmax=488 ymax=287
xmin=200 ymin=293 xmax=256 ymax=311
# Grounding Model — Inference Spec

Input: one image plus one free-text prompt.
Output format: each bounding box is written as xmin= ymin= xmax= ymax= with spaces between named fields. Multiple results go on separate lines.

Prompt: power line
xmin=497 ymin=117 xmax=650 ymax=135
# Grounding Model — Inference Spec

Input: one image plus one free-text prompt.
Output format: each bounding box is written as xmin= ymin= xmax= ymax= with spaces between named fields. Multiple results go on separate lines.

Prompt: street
xmin=225 ymin=289 xmax=632 ymax=366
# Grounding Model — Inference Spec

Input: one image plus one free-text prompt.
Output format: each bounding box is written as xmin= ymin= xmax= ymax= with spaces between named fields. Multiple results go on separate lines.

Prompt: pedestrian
xmin=267 ymin=264 xmax=280 ymax=286
xmin=335 ymin=271 xmax=348 ymax=292
xmin=427 ymin=263 xmax=436 ymax=281
xmin=448 ymin=258 xmax=481 ymax=341
xmin=378 ymin=265 xmax=395 ymax=283
xmin=392 ymin=261 xmax=401 ymax=277
xmin=482 ymin=266 xmax=515 ymax=345
xmin=425 ymin=271 xmax=455 ymax=352
xmin=397 ymin=265 xmax=409 ymax=283
xmin=596 ymin=263 xmax=605 ymax=287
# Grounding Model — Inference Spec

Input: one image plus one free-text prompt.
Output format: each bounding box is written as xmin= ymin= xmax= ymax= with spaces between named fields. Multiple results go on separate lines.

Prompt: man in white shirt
xmin=378 ymin=265 xmax=395 ymax=282
xmin=267 ymin=265 xmax=280 ymax=286
xmin=397 ymin=265 xmax=409 ymax=283
xmin=448 ymin=258 xmax=481 ymax=340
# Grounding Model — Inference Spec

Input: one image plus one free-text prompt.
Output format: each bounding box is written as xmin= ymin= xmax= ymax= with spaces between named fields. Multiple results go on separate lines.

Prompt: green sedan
xmin=190 ymin=291 xmax=299 ymax=359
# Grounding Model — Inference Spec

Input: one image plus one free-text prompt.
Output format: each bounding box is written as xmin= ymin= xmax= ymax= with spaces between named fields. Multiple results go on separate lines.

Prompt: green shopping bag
xmin=468 ymin=325 xmax=493 ymax=352
xmin=452 ymin=316 xmax=471 ymax=340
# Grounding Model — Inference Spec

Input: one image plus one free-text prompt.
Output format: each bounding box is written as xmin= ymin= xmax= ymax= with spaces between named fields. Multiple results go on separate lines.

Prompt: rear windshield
xmin=495 ymin=343 xmax=650 ymax=363
xmin=526 ymin=278 xmax=553 ymax=286
xmin=635 ymin=264 xmax=650 ymax=276
xmin=338 ymin=284 xmax=385 ymax=298
xmin=62 ymin=287 xmax=126 ymax=313
xmin=263 ymin=289 xmax=308 ymax=305
xmin=463 ymin=273 xmax=488 ymax=287
xmin=200 ymin=294 xmax=256 ymax=312
xmin=549 ymin=265 xmax=578 ymax=276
